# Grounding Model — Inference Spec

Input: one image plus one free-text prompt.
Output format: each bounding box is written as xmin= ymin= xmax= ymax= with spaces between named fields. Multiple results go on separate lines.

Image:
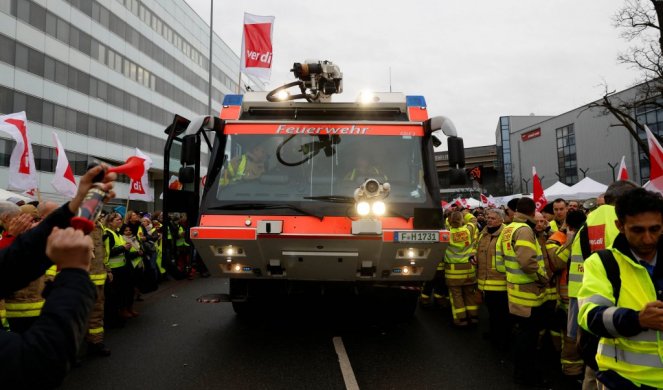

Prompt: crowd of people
xmin=0 ymin=192 xmax=207 ymax=366
xmin=424 ymin=181 xmax=663 ymax=389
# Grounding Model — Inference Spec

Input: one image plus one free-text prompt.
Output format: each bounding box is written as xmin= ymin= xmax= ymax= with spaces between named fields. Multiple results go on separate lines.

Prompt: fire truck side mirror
xmin=447 ymin=136 xmax=465 ymax=169
xmin=428 ymin=116 xmax=457 ymax=138
xmin=181 ymin=134 xmax=198 ymax=165
xmin=179 ymin=166 xmax=195 ymax=184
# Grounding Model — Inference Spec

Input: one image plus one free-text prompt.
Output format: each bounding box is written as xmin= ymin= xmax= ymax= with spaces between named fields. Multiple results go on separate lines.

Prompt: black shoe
xmin=87 ymin=342 xmax=111 ymax=357
xmin=200 ymin=271 xmax=211 ymax=278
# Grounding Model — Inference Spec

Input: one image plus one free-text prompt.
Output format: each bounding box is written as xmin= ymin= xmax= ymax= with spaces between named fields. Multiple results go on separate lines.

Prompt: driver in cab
xmin=344 ymin=155 xmax=388 ymax=184
xmin=221 ymin=143 xmax=268 ymax=185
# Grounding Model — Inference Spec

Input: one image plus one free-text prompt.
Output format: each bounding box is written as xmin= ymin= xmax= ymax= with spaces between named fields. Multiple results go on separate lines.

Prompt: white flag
xmin=51 ymin=132 xmax=77 ymax=198
xmin=240 ymin=13 xmax=275 ymax=81
xmin=128 ymin=148 xmax=153 ymax=201
xmin=0 ymin=112 xmax=37 ymax=191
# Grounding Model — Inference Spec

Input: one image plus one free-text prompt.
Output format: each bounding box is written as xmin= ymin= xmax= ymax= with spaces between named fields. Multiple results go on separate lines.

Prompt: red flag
xmin=51 ymin=132 xmax=77 ymax=198
xmin=617 ymin=155 xmax=628 ymax=181
xmin=0 ymin=112 xmax=37 ymax=191
xmin=644 ymin=125 xmax=663 ymax=194
xmin=241 ymin=13 xmax=275 ymax=81
xmin=480 ymin=194 xmax=488 ymax=205
xmin=128 ymin=148 xmax=153 ymax=202
xmin=532 ymin=166 xmax=547 ymax=212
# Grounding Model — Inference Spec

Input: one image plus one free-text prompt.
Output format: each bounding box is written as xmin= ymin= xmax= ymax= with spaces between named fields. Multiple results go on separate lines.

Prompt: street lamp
xmin=522 ymin=178 xmax=530 ymax=194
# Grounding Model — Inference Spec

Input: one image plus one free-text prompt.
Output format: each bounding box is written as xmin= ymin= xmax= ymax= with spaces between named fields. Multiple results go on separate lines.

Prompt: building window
xmin=556 ymin=124 xmax=578 ymax=185
xmin=635 ymin=100 xmax=663 ymax=183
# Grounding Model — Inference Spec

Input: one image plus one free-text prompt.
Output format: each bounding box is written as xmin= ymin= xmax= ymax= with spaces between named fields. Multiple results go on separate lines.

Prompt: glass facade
xmin=635 ymin=100 xmax=663 ymax=183
xmin=497 ymin=116 xmax=513 ymax=192
xmin=0 ymin=0 xmax=260 ymax=205
xmin=556 ymin=124 xmax=578 ymax=185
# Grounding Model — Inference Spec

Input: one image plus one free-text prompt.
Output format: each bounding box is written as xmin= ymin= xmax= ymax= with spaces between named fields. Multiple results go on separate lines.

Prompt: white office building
xmin=496 ymin=83 xmax=655 ymax=195
xmin=0 ymin=0 xmax=264 ymax=209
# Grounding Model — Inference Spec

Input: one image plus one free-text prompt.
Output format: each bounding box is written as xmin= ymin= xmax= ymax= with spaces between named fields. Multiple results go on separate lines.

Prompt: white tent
xmin=0 ymin=188 xmax=32 ymax=204
xmin=567 ymin=177 xmax=608 ymax=200
xmin=464 ymin=197 xmax=482 ymax=209
xmin=544 ymin=181 xmax=572 ymax=199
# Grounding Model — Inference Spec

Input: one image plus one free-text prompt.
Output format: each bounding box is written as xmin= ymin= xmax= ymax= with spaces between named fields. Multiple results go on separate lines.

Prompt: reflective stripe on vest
xmin=444 ymin=263 xmax=475 ymax=279
xmin=89 ymin=273 xmax=107 ymax=286
xmin=444 ymin=226 xmax=472 ymax=264
xmin=221 ymin=154 xmax=248 ymax=185
xmin=5 ymin=301 xmax=45 ymax=318
xmin=45 ymin=265 xmax=57 ymax=277
xmin=478 ymin=278 xmax=507 ymax=291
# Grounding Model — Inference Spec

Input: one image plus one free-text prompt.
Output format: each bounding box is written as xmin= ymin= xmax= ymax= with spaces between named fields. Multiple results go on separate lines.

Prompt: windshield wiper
xmin=211 ymin=203 xmax=323 ymax=220
xmin=303 ymin=195 xmax=354 ymax=203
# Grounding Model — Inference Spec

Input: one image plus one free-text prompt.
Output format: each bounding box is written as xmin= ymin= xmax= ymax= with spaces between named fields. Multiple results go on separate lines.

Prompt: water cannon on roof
xmin=266 ymin=60 xmax=343 ymax=103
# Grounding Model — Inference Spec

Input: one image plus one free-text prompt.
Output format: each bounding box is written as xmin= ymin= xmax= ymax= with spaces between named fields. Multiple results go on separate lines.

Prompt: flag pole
xmin=237 ymin=72 xmax=242 ymax=93
xmin=125 ymin=197 xmax=130 ymax=216
xmin=207 ymin=0 xmax=214 ymax=116
xmin=36 ymin=188 xmax=42 ymax=204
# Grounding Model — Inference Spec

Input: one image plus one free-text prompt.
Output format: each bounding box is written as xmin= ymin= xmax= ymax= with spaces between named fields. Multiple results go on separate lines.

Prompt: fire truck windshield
xmin=210 ymin=133 xmax=430 ymax=216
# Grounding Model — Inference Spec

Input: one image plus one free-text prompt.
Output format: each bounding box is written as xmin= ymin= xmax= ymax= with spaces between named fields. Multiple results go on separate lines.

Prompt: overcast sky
xmin=185 ymin=0 xmax=638 ymax=148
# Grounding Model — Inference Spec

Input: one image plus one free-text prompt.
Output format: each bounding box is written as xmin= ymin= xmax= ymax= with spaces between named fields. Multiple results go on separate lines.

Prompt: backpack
xmin=576 ymin=249 xmax=621 ymax=371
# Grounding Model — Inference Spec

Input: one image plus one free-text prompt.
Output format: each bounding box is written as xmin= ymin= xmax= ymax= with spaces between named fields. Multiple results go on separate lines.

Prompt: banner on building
xmin=0 ymin=112 xmax=37 ymax=191
xmin=240 ymin=13 xmax=275 ymax=81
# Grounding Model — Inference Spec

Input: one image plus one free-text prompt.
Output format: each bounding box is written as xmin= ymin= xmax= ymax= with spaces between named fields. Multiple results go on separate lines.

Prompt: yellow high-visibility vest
xmin=578 ymin=248 xmax=663 ymax=388
xmin=500 ymin=222 xmax=547 ymax=307
xmin=568 ymin=205 xmax=619 ymax=298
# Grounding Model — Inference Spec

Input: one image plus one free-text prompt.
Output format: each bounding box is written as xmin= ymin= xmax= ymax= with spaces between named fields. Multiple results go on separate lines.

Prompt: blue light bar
xmin=223 ymin=94 xmax=243 ymax=106
xmin=406 ymin=95 xmax=426 ymax=108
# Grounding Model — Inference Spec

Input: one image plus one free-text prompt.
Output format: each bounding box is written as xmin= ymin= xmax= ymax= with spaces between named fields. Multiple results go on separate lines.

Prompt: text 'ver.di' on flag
xmin=241 ymin=13 xmax=275 ymax=81
xmin=128 ymin=148 xmax=153 ymax=202
xmin=0 ymin=112 xmax=37 ymax=191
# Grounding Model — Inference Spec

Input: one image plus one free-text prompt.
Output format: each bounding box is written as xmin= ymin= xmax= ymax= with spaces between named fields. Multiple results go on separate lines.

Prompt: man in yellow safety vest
xmin=578 ymin=188 xmax=663 ymax=389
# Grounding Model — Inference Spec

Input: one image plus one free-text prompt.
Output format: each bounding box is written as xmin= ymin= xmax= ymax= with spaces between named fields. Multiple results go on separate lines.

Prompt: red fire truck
xmin=162 ymin=61 xmax=465 ymax=316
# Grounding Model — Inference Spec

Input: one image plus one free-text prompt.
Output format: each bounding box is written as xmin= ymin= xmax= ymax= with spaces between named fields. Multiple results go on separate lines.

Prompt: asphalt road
xmin=60 ymin=277 xmax=570 ymax=390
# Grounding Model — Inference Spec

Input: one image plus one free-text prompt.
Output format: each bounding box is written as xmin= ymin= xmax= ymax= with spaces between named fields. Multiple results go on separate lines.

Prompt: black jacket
xmin=0 ymin=204 xmax=97 ymax=389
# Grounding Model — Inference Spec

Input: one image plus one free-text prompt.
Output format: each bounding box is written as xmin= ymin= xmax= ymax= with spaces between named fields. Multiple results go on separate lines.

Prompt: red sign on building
xmin=521 ymin=128 xmax=541 ymax=141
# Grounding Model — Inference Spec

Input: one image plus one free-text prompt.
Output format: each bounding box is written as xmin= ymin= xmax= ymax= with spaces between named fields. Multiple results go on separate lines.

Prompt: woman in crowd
xmin=120 ymin=224 xmax=144 ymax=309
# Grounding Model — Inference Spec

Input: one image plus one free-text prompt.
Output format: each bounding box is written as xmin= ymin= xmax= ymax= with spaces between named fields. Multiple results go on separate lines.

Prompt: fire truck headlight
xmin=372 ymin=201 xmax=386 ymax=216
xmin=357 ymin=90 xmax=377 ymax=104
xmin=356 ymin=201 xmax=370 ymax=216
xmin=274 ymin=90 xmax=290 ymax=101
xmin=225 ymin=246 xmax=235 ymax=256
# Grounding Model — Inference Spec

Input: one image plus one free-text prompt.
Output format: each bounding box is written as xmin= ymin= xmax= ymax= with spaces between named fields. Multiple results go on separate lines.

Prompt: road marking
xmin=333 ymin=336 xmax=360 ymax=390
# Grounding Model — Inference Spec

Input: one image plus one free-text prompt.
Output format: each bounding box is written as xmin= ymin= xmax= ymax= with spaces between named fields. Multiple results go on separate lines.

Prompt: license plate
xmin=394 ymin=231 xmax=439 ymax=243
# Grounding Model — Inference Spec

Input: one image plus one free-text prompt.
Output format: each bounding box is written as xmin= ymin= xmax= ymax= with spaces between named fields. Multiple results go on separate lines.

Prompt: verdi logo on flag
xmin=532 ymin=166 xmax=547 ymax=212
xmin=128 ymin=148 xmax=153 ymax=202
xmin=0 ymin=112 xmax=37 ymax=191
xmin=241 ymin=13 xmax=275 ymax=80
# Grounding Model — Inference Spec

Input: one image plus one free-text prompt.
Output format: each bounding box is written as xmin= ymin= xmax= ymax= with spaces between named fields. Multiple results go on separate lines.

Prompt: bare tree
xmin=590 ymin=0 xmax=663 ymax=157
